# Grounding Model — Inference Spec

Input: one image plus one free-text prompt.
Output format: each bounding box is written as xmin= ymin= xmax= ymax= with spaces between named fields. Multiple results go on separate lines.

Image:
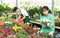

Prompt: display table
xmin=30 ymin=21 xmax=60 ymax=30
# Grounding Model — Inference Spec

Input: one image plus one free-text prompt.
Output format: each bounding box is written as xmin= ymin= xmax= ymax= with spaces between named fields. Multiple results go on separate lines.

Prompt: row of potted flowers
xmin=0 ymin=19 xmax=40 ymax=38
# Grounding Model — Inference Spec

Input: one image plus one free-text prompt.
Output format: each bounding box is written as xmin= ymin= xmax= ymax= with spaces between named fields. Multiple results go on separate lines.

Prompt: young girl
xmin=40 ymin=6 xmax=55 ymax=36
xmin=14 ymin=7 xmax=30 ymax=24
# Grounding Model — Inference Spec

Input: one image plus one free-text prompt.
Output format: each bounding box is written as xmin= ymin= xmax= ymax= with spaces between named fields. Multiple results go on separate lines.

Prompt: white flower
xmin=46 ymin=19 xmax=49 ymax=22
xmin=47 ymin=23 xmax=50 ymax=26
xmin=43 ymin=18 xmax=46 ymax=22
xmin=4 ymin=21 xmax=12 ymax=24
xmin=37 ymin=31 xmax=40 ymax=34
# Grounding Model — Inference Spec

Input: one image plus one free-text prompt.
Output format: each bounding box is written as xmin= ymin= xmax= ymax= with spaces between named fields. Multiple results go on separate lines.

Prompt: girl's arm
xmin=18 ymin=15 xmax=20 ymax=19
xmin=21 ymin=16 xmax=25 ymax=20
xmin=21 ymin=14 xmax=26 ymax=20
xmin=47 ymin=15 xmax=54 ymax=28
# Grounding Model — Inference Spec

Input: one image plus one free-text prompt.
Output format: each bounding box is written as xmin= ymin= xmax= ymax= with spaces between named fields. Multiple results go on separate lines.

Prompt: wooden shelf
xmin=55 ymin=26 xmax=60 ymax=30
xmin=30 ymin=21 xmax=60 ymax=30
xmin=30 ymin=21 xmax=41 ymax=25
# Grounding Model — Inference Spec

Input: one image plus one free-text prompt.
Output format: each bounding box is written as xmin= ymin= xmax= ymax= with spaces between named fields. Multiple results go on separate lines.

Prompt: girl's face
xmin=43 ymin=9 xmax=49 ymax=15
xmin=16 ymin=9 xmax=20 ymax=12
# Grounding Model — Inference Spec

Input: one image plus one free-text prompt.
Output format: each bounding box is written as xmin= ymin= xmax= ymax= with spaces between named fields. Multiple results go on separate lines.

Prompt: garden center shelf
xmin=30 ymin=21 xmax=60 ymax=30
xmin=55 ymin=26 xmax=60 ymax=30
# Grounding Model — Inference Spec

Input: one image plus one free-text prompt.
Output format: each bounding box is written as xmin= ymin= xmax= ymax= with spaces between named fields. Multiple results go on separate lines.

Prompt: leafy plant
xmin=27 ymin=7 xmax=42 ymax=20
xmin=55 ymin=18 xmax=60 ymax=26
xmin=15 ymin=30 xmax=28 ymax=38
xmin=0 ymin=4 xmax=13 ymax=16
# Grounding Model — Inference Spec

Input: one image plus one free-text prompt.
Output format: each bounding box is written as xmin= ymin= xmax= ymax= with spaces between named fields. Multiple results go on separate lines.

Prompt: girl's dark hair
xmin=42 ymin=6 xmax=49 ymax=10
xmin=14 ymin=7 xmax=18 ymax=12
xmin=41 ymin=6 xmax=51 ymax=15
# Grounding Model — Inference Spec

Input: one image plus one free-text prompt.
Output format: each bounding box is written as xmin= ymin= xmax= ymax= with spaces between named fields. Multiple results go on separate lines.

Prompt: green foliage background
xmin=0 ymin=4 xmax=60 ymax=21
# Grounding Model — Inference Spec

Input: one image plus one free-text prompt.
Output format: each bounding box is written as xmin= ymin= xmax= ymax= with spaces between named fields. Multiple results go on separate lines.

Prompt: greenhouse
xmin=0 ymin=0 xmax=60 ymax=38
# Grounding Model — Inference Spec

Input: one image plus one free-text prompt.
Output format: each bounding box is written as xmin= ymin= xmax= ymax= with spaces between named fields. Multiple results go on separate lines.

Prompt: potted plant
xmin=55 ymin=18 xmax=60 ymax=27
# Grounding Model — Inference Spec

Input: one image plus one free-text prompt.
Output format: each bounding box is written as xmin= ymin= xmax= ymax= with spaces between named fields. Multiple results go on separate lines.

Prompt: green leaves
xmin=4 ymin=23 xmax=14 ymax=27
xmin=55 ymin=18 xmax=60 ymax=26
xmin=27 ymin=7 xmax=42 ymax=21
xmin=15 ymin=30 xmax=28 ymax=38
xmin=0 ymin=4 xmax=13 ymax=16
xmin=0 ymin=4 xmax=9 ymax=12
xmin=55 ymin=21 xmax=60 ymax=26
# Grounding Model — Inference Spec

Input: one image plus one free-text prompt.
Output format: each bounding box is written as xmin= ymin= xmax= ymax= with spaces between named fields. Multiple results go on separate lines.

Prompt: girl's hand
xmin=47 ymin=23 xmax=51 ymax=28
xmin=47 ymin=25 xmax=52 ymax=28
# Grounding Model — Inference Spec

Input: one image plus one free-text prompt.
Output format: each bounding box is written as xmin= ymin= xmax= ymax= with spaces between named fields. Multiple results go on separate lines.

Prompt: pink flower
xmin=16 ymin=19 xmax=24 ymax=25
xmin=32 ymin=28 xmax=38 ymax=33
xmin=11 ymin=19 xmax=16 ymax=23
xmin=31 ymin=36 xmax=34 ymax=38
xmin=0 ymin=30 xmax=2 ymax=33
xmin=2 ymin=33 xmax=7 ymax=37
xmin=37 ymin=34 xmax=40 ymax=38
xmin=4 ymin=28 xmax=12 ymax=34
xmin=10 ymin=34 xmax=16 ymax=38
xmin=0 ymin=33 xmax=7 ymax=38
xmin=11 ymin=19 xmax=24 ymax=25
xmin=0 ymin=36 xmax=4 ymax=38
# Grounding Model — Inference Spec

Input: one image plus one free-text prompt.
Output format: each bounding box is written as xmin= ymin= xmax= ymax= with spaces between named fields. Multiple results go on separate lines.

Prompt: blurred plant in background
xmin=0 ymin=3 xmax=60 ymax=24
xmin=55 ymin=18 xmax=60 ymax=27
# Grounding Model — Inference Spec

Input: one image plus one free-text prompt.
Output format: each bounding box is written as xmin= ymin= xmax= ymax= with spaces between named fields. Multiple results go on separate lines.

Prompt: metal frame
xmin=16 ymin=0 xmax=54 ymax=16
xmin=16 ymin=0 xmax=18 ymax=7
xmin=1 ymin=0 xmax=3 ymax=4
xmin=52 ymin=0 xmax=54 ymax=16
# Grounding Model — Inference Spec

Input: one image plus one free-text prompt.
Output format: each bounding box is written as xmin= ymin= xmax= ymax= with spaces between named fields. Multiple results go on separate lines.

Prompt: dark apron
xmin=23 ymin=16 xmax=30 ymax=24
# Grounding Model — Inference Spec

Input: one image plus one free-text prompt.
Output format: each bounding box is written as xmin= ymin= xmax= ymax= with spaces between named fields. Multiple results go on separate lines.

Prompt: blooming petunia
xmin=11 ymin=19 xmax=16 ymax=23
xmin=0 ymin=30 xmax=2 ymax=32
xmin=16 ymin=19 xmax=24 ymax=25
